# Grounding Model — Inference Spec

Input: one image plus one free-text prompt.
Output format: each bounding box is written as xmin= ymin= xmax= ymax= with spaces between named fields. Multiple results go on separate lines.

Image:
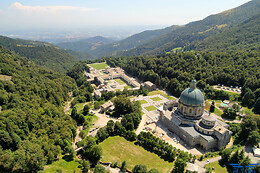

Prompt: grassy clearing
xmin=89 ymin=63 xmax=108 ymax=70
xmin=83 ymin=114 xmax=98 ymax=134
xmin=150 ymin=97 xmax=162 ymax=101
xmin=99 ymin=136 xmax=173 ymax=173
xmin=205 ymin=161 xmax=228 ymax=173
xmin=214 ymin=108 xmax=223 ymax=116
xmin=0 ymin=74 xmax=12 ymax=81
xmin=148 ymin=90 xmax=175 ymax=100
xmin=124 ymin=85 xmax=133 ymax=90
xmin=144 ymin=105 xmax=157 ymax=111
xmin=43 ymin=155 xmax=81 ymax=173
xmin=69 ymin=103 xmax=85 ymax=114
xmin=224 ymin=91 xmax=240 ymax=101
xmin=138 ymin=100 xmax=148 ymax=104
xmin=115 ymin=78 xmax=126 ymax=85
xmin=148 ymin=90 xmax=165 ymax=96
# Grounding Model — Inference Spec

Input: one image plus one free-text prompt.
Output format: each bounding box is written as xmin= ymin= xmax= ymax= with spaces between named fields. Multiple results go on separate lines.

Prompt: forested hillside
xmin=0 ymin=45 xmax=78 ymax=172
xmin=0 ymin=35 xmax=79 ymax=73
xmin=88 ymin=25 xmax=179 ymax=57
xmin=57 ymin=36 xmax=114 ymax=54
xmin=104 ymin=51 xmax=260 ymax=113
xmin=120 ymin=0 xmax=260 ymax=56
xmin=192 ymin=13 xmax=260 ymax=52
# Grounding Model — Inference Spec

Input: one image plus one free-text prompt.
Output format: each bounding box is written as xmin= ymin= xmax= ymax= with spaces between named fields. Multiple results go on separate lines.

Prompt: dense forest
xmin=0 ymin=35 xmax=79 ymax=73
xmin=192 ymin=13 xmax=260 ymax=52
xmin=0 ymin=45 xmax=78 ymax=172
xmin=102 ymin=50 xmax=260 ymax=112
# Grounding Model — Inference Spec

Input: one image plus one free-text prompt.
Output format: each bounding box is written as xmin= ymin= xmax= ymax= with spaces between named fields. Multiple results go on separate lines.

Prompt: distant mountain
xmin=65 ymin=49 xmax=95 ymax=60
xmin=0 ymin=35 xmax=79 ymax=73
xmin=192 ymin=13 xmax=260 ymax=52
xmin=88 ymin=25 xmax=179 ymax=57
xmin=56 ymin=36 xmax=115 ymax=53
xmin=120 ymin=0 xmax=260 ymax=56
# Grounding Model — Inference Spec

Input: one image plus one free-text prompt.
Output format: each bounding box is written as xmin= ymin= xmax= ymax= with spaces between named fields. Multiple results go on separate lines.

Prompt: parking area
xmin=135 ymin=113 xmax=205 ymax=155
xmin=88 ymin=108 xmax=120 ymax=136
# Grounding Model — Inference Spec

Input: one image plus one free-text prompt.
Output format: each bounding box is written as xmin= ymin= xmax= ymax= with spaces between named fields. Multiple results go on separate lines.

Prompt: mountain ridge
xmin=192 ymin=13 xmax=260 ymax=52
xmin=88 ymin=25 xmax=179 ymax=57
xmin=106 ymin=0 xmax=260 ymax=57
xmin=56 ymin=36 xmax=115 ymax=53
xmin=0 ymin=35 xmax=79 ymax=73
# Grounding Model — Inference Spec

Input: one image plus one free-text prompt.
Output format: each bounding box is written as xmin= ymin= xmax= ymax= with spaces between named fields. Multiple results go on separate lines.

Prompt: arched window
xmin=189 ymin=109 xmax=192 ymax=114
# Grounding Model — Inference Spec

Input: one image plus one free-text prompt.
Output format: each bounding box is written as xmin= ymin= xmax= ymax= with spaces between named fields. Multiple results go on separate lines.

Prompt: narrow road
xmin=195 ymin=156 xmax=222 ymax=173
xmin=63 ymin=96 xmax=83 ymax=150
xmin=72 ymin=126 xmax=83 ymax=150
xmin=64 ymin=97 xmax=75 ymax=115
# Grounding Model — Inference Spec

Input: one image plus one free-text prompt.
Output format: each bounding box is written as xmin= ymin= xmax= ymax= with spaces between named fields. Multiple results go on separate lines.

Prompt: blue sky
xmin=0 ymin=0 xmax=250 ymax=31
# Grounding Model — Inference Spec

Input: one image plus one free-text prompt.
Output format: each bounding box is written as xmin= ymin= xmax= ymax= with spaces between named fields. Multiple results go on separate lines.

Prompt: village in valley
xmin=65 ymin=62 xmax=260 ymax=173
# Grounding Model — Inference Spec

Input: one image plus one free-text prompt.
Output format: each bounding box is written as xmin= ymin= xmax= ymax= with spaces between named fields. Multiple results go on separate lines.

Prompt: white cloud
xmin=0 ymin=2 xmax=99 ymax=31
xmin=10 ymin=2 xmax=97 ymax=12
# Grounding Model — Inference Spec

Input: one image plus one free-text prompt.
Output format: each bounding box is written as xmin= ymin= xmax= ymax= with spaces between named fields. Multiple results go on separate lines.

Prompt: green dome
xmin=179 ymin=80 xmax=205 ymax=105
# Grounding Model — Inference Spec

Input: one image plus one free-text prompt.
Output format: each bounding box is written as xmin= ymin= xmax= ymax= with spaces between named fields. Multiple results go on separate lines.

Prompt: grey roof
xmin=202 ymin=115 xmax=217 ymax=122
xmin=172 ymin=116 xmax=181 ymax=126
xmin=216 ymin=119 xmax=229 ymax=129
xmin=180 ymin=125 xmax=215 ymax=142
xmin=144 ymin=81 xmax=155 ymax=86
xmin=180 ymin=125 xmax=200 ymax=137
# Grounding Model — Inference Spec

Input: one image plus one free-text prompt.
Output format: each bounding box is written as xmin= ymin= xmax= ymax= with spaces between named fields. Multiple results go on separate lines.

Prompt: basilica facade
xmin=160 ymin=80 xmax=232 ymax=151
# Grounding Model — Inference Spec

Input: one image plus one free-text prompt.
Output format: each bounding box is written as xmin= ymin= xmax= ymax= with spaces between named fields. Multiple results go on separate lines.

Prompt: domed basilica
xmin=160 ymin=80 xmax=232 ymax=151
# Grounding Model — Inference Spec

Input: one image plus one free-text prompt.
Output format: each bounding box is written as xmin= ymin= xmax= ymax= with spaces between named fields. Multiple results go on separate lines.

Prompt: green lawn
xmin=84 ymin=114 xmax=98 ymax=134
xmin=214 ymin=108 xmax=223 ymax=116
xmin=224 ymin=91 xmax=240 ymax=101
xmin=139 ymin=100 xmax=148 ymax=104
xmin=124 ymin=85 xmax=133 ymax=90
xmin=69 ymin=103 xmax=85 ymax=114
xmin=205 ymin=161 xmax=228 ymax=173
xmin=43 ymin=155 xmax=81 ymax=173
xmin=150 ymin=97 xmax=162 ymax=101
xmin=88 ymin=63 xmax=108 ymax=70
xmin=99 ymin=136 xmax=173 ymax=173
xmin=148 ymin=90 xmax=175 ymax=100
xmin=144 ymin=105 xmax=157 ymax=111
xmin=115 ymin=78 xmax=126 ymax=85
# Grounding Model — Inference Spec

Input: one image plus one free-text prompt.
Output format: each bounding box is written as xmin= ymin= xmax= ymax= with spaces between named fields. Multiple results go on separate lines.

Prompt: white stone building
xmin=160 ymin=80 xmax=232 ymax=151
